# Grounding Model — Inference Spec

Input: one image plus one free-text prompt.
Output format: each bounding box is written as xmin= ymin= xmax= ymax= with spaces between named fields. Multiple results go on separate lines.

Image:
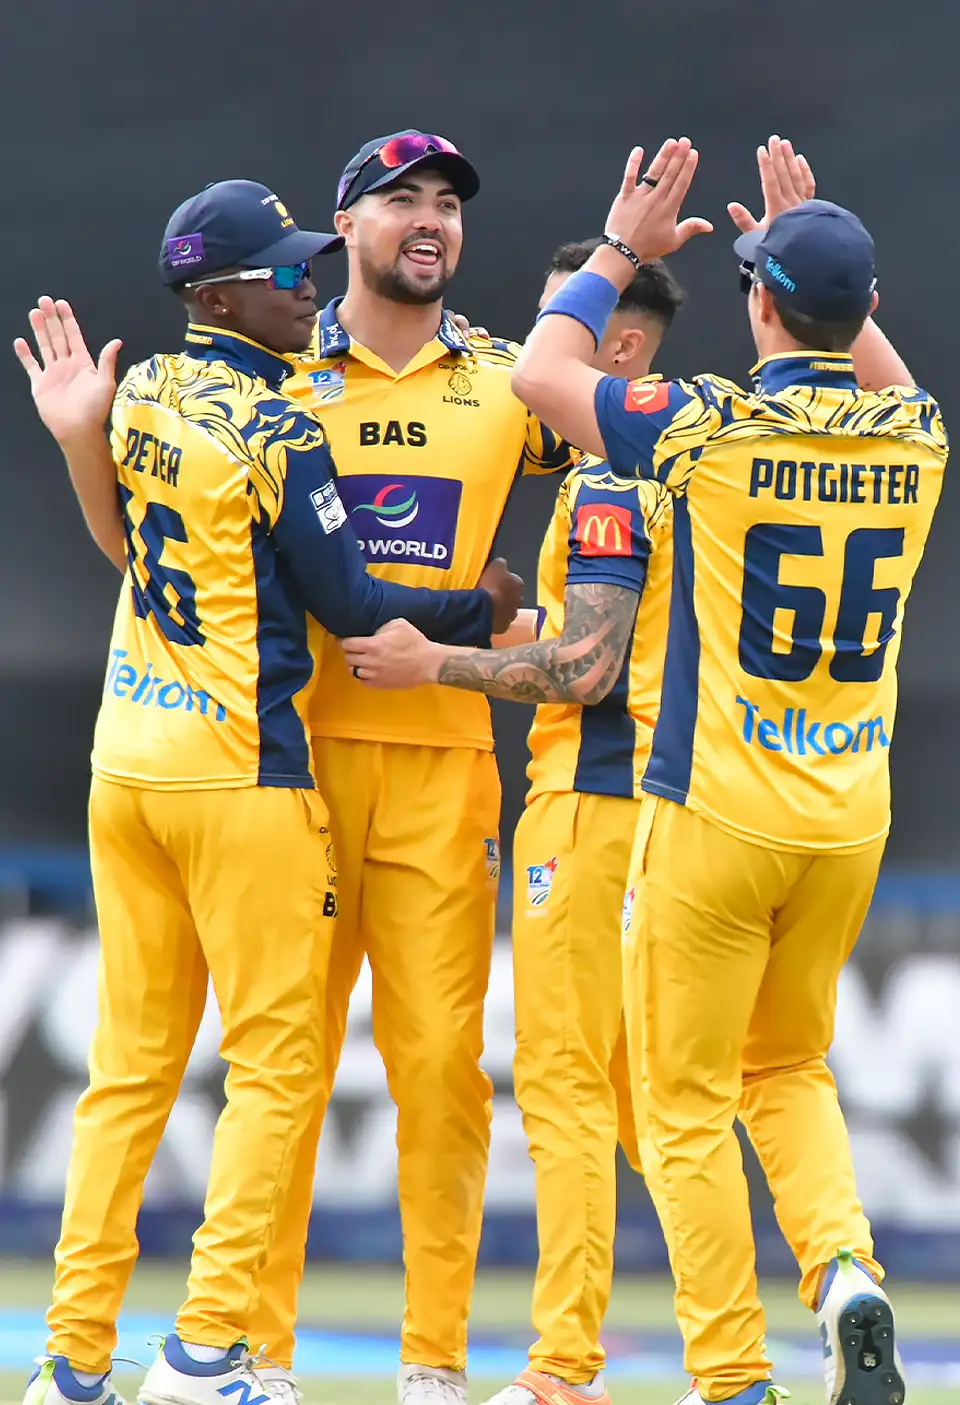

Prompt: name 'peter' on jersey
xmin=93 ymin=326 xmax=493 ymax=791
xmin=595 ymin=354 xmax=947 ymax=852
xmin=284 ymin=299 xmax=573 ymax=750
xmin=526 ymin=457 xmax=672 ymax=803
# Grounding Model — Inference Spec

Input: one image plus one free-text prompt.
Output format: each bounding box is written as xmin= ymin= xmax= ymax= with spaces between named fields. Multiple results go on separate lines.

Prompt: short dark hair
xmin=769 ymin=291 xmax=867 ymax=354
xmin=547 ymin=237 xmax=686 ymax=328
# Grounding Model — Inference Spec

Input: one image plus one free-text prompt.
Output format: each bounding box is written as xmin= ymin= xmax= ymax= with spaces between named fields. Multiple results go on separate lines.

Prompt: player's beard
xmin=358 ymin=245 xmax=453 ymax=306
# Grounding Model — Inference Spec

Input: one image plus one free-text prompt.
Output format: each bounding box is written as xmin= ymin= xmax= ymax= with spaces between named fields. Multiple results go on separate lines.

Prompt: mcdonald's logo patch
xmin=624 ymin=379 xmax=670 ymax=413
xmin=575 ymin=504 xmax=632 ymax=556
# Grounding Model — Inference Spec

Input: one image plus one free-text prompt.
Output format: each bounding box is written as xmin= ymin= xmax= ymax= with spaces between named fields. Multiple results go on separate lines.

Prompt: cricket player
xmin=342 ymin=236 xmax=684 ymax=1405
xmin=14 ymin=180 xmax=519 ymax=1405
xmin=505 ymin=136 xmax=946 ymax=1405
xmin=245 ymin=131 xmax=574 ymax=1405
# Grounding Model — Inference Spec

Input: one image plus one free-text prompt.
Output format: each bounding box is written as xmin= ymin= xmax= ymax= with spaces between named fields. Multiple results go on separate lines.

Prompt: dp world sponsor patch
xmin=336 ymin=474 xmax=462 ymax=570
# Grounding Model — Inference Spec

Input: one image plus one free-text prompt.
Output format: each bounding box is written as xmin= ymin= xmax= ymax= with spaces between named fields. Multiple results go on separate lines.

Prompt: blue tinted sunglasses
xmin=182 ymin=261 xmax=312 ymax=291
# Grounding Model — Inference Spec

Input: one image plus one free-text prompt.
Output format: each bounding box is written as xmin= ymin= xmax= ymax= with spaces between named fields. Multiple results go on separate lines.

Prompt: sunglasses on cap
xmin=337 ymin=133 xmax=461 ymax=208
xmin=182 ymin=261 xmax=312 ymax=291
xmin=739 ymin=259 xmax=762 ymax=294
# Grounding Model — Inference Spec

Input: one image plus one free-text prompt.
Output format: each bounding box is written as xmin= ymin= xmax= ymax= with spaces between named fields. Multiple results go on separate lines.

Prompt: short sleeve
xmin=522 ymin=410 xmax=578 ymax=475
xmin=565 ymin=472 xmax=655 ymax=594
xmin=594 ymin=373 xmax=724 ymax=495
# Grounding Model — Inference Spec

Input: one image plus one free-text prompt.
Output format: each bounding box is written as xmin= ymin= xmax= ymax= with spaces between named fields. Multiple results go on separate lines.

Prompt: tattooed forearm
xmin=437 ymin=581 xmax=639 ymax=704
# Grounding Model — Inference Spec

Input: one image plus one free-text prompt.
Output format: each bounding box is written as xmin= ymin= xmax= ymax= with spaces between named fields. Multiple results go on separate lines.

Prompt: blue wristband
xmin=535 ymin=269 xmax=620 ymax=349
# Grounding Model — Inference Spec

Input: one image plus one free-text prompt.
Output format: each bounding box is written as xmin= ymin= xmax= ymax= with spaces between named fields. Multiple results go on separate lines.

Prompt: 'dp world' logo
xmin=354 ymin=482 xmax=420 ymax=529
xmin=574 ymin=504 xmax=632 ymax=557
xmin=336 ymin=474 xmax=463 ymax=569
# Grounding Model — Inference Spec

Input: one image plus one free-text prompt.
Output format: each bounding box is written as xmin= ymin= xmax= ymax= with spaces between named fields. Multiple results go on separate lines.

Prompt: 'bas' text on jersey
xmin=284 ymin=299 xmax=573 ymax=751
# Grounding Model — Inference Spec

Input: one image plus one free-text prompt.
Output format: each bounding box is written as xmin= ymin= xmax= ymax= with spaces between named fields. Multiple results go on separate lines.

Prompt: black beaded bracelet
xmin=600 ymin=233 xmax=644 ymax=273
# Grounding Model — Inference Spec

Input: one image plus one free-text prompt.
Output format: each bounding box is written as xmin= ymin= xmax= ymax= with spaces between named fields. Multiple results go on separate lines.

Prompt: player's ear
xmin=334 ymin=208 xmax=355 ymax=243
xmin=615 ymin=326 xmax=647 ymax=364
xmin=756 ymin=283 xmax=778 ymax=327
xmin=193 ymin=283 xmax=233 ymax=319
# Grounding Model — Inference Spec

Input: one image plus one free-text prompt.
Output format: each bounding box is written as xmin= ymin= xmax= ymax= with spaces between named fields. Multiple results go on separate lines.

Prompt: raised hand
xmin=14 ymin=296 xmax=122 ymax=445
xmin=728 ymin=135 xmax=816 ymax=236
xmin=604 ymin=138 xmax=713 ymax=262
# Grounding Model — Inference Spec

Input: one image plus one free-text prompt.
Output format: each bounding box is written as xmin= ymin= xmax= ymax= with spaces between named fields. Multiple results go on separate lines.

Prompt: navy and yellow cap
xmin=734 ymin=199 xmax=877 ymax=321
xmin=159 ymin=180 xmax=344 ymax=285
xmin=336 ymin=130 xmax=480 ymax=211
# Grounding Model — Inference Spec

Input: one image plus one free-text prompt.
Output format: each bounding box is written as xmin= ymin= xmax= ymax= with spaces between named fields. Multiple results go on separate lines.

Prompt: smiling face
xmin=335 ymin=166 xmax=464 ymax=306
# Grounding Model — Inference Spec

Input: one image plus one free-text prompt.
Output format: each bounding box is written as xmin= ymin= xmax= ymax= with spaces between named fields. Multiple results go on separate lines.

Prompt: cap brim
xmin=733 ymin=228 xmax=765 ymax=264
xmin=359 ymin=152 xmax=481 ymax=204
xmin=241 ymin=228 xmax=344 ymax=267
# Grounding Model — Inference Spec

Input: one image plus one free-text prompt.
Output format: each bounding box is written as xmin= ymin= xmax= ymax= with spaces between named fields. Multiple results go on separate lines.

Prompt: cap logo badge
xmin=765 ymin=256 xmax=796 ymax=294
xmin=167 ymin=234 xmax=204 ymax=269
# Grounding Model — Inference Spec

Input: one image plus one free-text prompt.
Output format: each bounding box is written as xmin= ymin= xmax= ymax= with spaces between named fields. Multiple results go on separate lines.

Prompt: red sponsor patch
xmin=575 ymin=504 xmax=632 ymax=556
xmin=624 ymin=379 xmax=670 ymax=413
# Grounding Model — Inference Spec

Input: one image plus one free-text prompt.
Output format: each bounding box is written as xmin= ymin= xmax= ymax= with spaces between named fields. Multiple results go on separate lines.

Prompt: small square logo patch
xmin=624 ymin=379 xmax=670 ymax=414
xmin=575 ymin=504 xmax=632 ymax=556
xmin=310 ymin=482 xmax=347 ymax=534
xmin=167 ymin=234 xmax=204 ymax=270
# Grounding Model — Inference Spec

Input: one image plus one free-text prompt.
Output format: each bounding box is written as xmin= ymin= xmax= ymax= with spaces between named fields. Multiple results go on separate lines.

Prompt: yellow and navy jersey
xmin=284 ymin=299 xmax=574 ymax=750
xmin=594 ymin=353 xmax=948 ymax=852
xmin=526 ymin=456 xmax=672 ymax=803
xmin=93 ymin=325 xmax=494 ymax=792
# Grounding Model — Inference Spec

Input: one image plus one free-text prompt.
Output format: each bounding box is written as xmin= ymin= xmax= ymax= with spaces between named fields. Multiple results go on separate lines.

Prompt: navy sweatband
xmin=535 ymin=605 xmax=547 ymax=638
xmin=535 ymin=269 xmax=620 ymax=349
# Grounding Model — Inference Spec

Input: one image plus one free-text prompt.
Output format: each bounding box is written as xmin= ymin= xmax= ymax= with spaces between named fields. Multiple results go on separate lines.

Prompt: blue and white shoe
xmin=675 ymin=1385 xmax=788 ymax=1405
xmin=817 ymin=1249 xmax=905 ymax=1405
xmin=24 ymin=1358 xmax=126 ymax=1405
xmin=137 ymin=1337 xmax=269 ymax=1405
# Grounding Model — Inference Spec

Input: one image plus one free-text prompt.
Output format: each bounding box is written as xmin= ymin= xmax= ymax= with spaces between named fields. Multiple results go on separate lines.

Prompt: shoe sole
xmin=833 ymin=1294 xmax=905 ymax=1405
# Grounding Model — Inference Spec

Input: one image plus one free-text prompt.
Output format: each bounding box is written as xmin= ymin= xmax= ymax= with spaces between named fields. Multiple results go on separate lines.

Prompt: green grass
xmin=2 ymin=1262 xmax=958 ymax=1405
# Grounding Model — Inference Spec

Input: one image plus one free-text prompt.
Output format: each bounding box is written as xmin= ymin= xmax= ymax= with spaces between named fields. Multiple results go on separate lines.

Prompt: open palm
xmin=728 ymin=135 xmax=816 ymax=236
xmin=14 ymin=296 xmax=121 ymax=445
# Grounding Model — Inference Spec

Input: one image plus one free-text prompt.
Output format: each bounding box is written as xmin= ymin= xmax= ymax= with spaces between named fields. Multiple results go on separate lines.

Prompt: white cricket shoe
xmin=24 ymin=1359 xmax=126 ymax=1405
xmin=817 ymin=1250 xmax=905 ymax=1405
xmin=137 ymin=1337 xmax=270 ymax=1405
xmin=480 ymin=1369 xmax=611 ymax=1405
xmin=398 ymin=1365 xmax=468 ymax=1405
xmin=250 ymin=1367 xmax=301 ymax=1405
xmin=674 ymin=1386 xmax=787 ymax=1405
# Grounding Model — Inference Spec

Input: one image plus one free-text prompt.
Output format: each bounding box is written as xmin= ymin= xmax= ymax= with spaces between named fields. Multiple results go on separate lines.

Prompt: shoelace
xmin=239 ymin=1347 xmax=300 ymax=1390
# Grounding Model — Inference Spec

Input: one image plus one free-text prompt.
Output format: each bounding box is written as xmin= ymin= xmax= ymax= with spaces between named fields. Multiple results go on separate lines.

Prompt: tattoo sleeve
xmin=436 ymin=580 xmax=639 ymax=705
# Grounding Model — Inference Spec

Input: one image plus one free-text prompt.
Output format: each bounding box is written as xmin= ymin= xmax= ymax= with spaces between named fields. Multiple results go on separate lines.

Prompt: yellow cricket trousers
xmin=250 ymin=739 xmax=500 ymax=1370
xmin=48 ymin=778 xmax=334 ymax=1372
xmin=623 ymin=795 xmax=884 ymax=1400
xmin=512 ymin=789 xmax=648 ymax=1382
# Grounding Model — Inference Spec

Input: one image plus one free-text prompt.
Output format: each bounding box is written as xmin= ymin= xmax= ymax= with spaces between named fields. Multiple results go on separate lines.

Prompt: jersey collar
xmin=751 ymin=350 xmax=859 ymax=395
xmin=317 ymin=296 xmax=469 ymax=364
xmin=184 ymin=324 xmax=292 ymax=391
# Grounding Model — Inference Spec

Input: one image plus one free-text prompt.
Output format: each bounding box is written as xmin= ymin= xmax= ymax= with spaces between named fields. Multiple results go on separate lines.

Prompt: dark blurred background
xmin=0 ymin=0 xmax=957 ymax=861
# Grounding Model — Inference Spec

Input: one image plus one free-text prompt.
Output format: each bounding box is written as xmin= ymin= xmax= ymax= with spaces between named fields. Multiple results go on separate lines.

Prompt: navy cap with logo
xmin=336 ymin=130 xmax=480 ymax=211
xmin=159 ymin=180 xmax=344 ymax=285
xmin=734 ymin=199 xmax=877 ymax=322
